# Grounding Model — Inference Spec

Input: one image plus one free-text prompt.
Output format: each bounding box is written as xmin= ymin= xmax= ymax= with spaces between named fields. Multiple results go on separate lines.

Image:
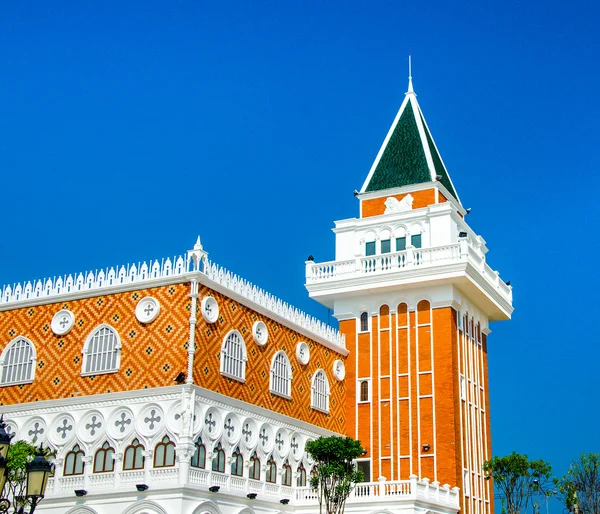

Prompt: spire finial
xmin=407 ymin=55 xmax=414 ymax=94
xmin=194 ymin=236 xmax=203 ymax=250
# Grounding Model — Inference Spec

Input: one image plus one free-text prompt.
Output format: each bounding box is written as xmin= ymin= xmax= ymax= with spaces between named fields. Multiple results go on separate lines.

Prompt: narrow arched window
xmin=270 ymin=351 xmax=292 ymax=398
xmin=0 ymin=337 xmax=36 ymax=386
xmin=82 ymin=325 xmax=121 ymax=375
xmin=220 ymin=331 xmax=247 ymax=382
xmin=93 ymin=441 xmax=115 ymax=473
xmin=64 ymin=444 xmax=85 ymax=476
xmin=231 ymin=447 xmax=243 ymax=476
xmin=265 ymin=455 xmax=277 ymax=484
xmin=154 ymin=436 xmax=176 ymax=468
xmin=311 ymin=369 xmax=330 ymax=413
xmin=282 ymin=460 xmax=292 ymax=486
xmin=123 ymin=438 xmax=145 ymax=470
xmin=249 ymin=451 xmax=260 ymax=480
xmin=360 ymin=381 xmax=369 ymax=402
xmin=212 ymin=443 xmax=225 ymax=473
xmin=297 ymin=463 xmax=307 ymax=486
xmin=191 ymin=436 xmax=206 ymax=469
xmin=360 ymin=312 xmax=369 ymax=332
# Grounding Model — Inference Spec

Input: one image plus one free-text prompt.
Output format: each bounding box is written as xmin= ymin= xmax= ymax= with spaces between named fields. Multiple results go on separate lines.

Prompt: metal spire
xmin=407 ymin=55 xmax=414 ymax=94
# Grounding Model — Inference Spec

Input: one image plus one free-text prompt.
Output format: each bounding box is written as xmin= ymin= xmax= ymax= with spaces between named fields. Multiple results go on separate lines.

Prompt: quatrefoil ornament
xmin=51 ymin=310 xmax=75 ymax=336
xmin=201 ymin=297 xmax=219 ymax=324
xmin=135 ymin=297 xmax=160 ymax=324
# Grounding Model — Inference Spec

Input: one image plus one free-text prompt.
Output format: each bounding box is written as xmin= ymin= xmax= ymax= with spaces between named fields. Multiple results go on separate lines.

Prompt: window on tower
xmin=359 ymin=380 xmax=370 ymax=402
xmin=396 ymin=237 xmax=407 ymax=251
xmin=249 ymin=451 xmax=261 ymax=480
xmin=365 ymin=241 xmax=376 ymax=256
xmin=154 ymin=436 xmax=176 ymax=468
xmin=220 ymin=330 xmax=247 ymax=382
xmin=124 ymin=438 xmax=145 ymax=470
xmin=231 ymin=447 xmax=243 ymax=476
xmin=411 ymin=233 xmax=422 ymax=248
xmin=266 ymin=455 xmax=277 ymax=483
xmin=0 ymin=337 xmax=36 ymax=386
xmin=359 ymin=312 xmax=369 ymax=332
xmin=381 ymin=239 xmax=391 ymax=253
xmin=212 ymin=443 xmax=226 ymax=473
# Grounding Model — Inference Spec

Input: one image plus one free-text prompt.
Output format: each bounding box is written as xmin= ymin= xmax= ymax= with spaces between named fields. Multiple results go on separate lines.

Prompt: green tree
xmin=555 ymin=453 xmax=600 ymax=514
xmin=483 ymin=452 xmax=553 ymax=514
xmin=305 ymin=436 xmax=364 ymax=514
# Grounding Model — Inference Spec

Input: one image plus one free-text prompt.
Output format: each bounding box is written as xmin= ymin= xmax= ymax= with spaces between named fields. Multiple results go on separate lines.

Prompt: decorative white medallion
xmin=240 ymin=418 xmax=258 ymax=450
xmin=258 ymin=423 xmax=274 ymax=453
xmin=137 ymin=404 xmax=165 ymax=438
xmin=223 ymin=413 xmax=241 ymax=445
xmin=23 ymin=417 xmax=47 ymax=445
xmin=78 ymin=411 xmax=105 ymax=443
xmin=252 ymin=321 xmax=268 ymax=346
xmin=296 ymin=342 xmax=310 ymax=365
xmin=107 ymin=408 xmax=134 ymax=440
xmin=290 ymin=432 xmax=304 ymax=461
xmin=274 ymin=428 xmax=289 ymax=458
xmin=333 ymin=359 xmax=346 ymax=381
xmin=201 ymin=296 xmax=219 ymax=323
xmin=135 ymin=297 xmax=160 ymax=323
xmin=167 ymin=401 xmax=203 ymax=436
xmin=49 ymin=414 xmax=75 ymax=446
xmin=203 ymin=407 xmax=223 ymax=440
xmin=3 ymin=420 xmax=17 ymax=441
xmin=51 ymin=310 xmax=75 ymax=336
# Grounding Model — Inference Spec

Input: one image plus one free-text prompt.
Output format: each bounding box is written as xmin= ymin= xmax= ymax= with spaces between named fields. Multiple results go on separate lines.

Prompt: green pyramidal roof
xmin=361 ymin=83 xmax=459 ymax=202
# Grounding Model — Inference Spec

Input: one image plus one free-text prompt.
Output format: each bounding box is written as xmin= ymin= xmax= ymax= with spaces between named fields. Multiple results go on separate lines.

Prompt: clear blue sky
xmin=1 ymin=0 xmax=598 ymax=488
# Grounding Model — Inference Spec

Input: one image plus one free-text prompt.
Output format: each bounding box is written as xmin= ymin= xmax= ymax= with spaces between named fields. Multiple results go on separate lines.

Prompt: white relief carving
xmin=135 ymin=297 xmax=160 ymax=323
xmin=51 ymin=310 xmax=75 ymax=336
xmin=384 ymin=194 xmax=414 ymax=214
xmin=201 ymin=296 xmax=219 ymax=324
xmin=252 ymin=321 xmax=268 ymax=346
xmin=296 ymin=342 xmax=310 ymax=365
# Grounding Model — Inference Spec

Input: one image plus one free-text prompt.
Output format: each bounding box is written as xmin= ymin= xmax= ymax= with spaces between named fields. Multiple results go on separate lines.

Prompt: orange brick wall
xmin=361 ymin=189 xmax=437 ymax=218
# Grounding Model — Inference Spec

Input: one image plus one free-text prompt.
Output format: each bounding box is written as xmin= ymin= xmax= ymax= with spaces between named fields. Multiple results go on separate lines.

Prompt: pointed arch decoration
xmin=0 ymin=336 xmax=36 ymax=386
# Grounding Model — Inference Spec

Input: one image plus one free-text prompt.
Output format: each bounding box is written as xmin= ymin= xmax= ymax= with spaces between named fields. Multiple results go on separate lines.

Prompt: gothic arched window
xmin=311 ymin=369 xmax=330 ymax=413
xmin=360 ymin=312 xmax=369 ymax=332
xmin=297 ymin=463 xmax=307 ymax=486
xmin=93 ymin=441 xmax=115 ymax=473
xmin=123 ymin=438 xmax=145 ymax=470
xmin=231 ymin=447 xmax=243 ymax=476
xmin=154 ymin=436 xmax=176 ymax=468
xmin=360 ymin=380 xmax=369 ymax=402
xmin=81 ymin=324 xmax=121 ymax=375
xmin=282 ymin=460 xmax=292 ymax=486
xmin=266 ymin=455 xmax=277 ymax=484
xmin=249 ymin=451 xmax=260 ymax=480
xmin=270 ymin=351 xmax=292 ymax=398
xmin=0 ymin=337 xmax=36 ymax=386
xmin=220 ymin=331 xmax=247 ymax=382
xmin=212 ymin=443 xmax=226 ymax=473
xmin=64 ymin=444 xmax=85 ymax=476
xmin=191 ymin=437 xmax=206 ymax=469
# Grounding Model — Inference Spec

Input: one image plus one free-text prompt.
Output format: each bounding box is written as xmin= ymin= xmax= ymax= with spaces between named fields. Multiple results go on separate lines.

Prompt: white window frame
xmin=220 ymin=330 xmax=247 ymax=383
xmin=0 ymin=337 xmax=36 ymax=386
xmin=311 ymin=369 xmax=330 ymax=413
xmin=270 ymin=351 xmax=292 ymax=399
xmin=357 ymin=378 xmax=371 ymax=403
xmin=459 ymin=375 xmax=466 ymax=401
xmin=81 ymin=324 xmax=122 ymax=376
xmin=358 ymin=312 xmax=370 ymax=333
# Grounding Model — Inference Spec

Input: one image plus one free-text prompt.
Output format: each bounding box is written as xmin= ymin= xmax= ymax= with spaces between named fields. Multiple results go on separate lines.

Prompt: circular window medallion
xmin=252 ymin=321 xmax=268 ymax=346
xmin=51 ymin=310 xmax=75 ymax=336
xmin=296 ymin=342 xmax=310 ymax=365
xmin=333 ymin=359 xmax=346 ymax=381
xmin=135 ymin=297 xmax=160 ymax=323
xmin=201 ymin=296 xmax=219 ymax=323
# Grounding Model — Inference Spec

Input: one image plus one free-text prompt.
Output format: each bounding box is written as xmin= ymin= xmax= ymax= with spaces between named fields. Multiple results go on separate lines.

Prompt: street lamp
xmin=0 ymin=417 xmax=52 ymax=514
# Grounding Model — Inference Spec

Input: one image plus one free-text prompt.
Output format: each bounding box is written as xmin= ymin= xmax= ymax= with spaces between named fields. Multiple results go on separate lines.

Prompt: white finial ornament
xmin=407 ymin=55 xmax=414 ymax=94
xmin=194 ymin=236 xmax=203 ymax=250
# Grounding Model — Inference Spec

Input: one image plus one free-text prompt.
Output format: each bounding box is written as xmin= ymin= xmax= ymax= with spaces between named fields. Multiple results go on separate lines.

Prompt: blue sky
xmin=1 ymin=0 xmax=599 ymax=489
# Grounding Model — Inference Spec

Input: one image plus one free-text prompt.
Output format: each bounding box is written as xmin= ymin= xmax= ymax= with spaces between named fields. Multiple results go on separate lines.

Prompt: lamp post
xmin=0 ymin=416 xmax=52 ymax=514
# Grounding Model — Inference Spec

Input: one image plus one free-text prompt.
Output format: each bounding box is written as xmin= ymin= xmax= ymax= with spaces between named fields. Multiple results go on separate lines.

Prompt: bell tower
xmin=305 ymin=74 xmax=513 ymax=514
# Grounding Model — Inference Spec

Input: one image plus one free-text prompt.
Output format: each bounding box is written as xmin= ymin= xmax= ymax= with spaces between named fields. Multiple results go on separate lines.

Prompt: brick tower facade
xmin=306 ymin=75 xmax=513 ymax=514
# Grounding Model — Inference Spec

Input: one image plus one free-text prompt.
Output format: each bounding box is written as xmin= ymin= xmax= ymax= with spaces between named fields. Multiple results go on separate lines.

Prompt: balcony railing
xmin=306 ymin=241 xmax=512 ymax=304
xmin=47 ymin=468 xmax=459 ymax=508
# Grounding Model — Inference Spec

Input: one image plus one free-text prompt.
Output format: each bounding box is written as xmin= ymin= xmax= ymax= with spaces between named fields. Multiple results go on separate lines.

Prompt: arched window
xmin=212 ymin=443 xmax=225 ymax=473
xmin=154 ymin=436 xmax=176 ymax=468
xmin=297 ymin=463 xmax=307 ymax=486
xmin=360 ymin=312 xmax=369 ymax=332
xmin=248 ymin=451 xmax=260 ymax=480
xmin=123 ymin=438 xmax=145 ymax=471
xmin=360 ymin=381 xmax=369 ymax=402
xmin=81 ymin=325 xmax=121 ymax=375
xmin=270 ymin=351 xmax=292 ymax=398
xmin=311 ymin=369 xmax=330 ymax=413
xmin=93 ymin=441 xmax=115 ymax=473
xmin=220 ymin=331 xmax=247 ymax=382
xmin=191 ymin=437 xmax=206 ymax=469
xmin=231 ymin=447 xmax=243 ymax=476
xmin=282 ymin=460 xmax=292 ymax=486
xmin=64 ymin=444 xmax=85 ymax=476
xmin=0 ymin=337 xmax=36 ymax=386
xmin=265 ymin=455 xmax=277 ymax=484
